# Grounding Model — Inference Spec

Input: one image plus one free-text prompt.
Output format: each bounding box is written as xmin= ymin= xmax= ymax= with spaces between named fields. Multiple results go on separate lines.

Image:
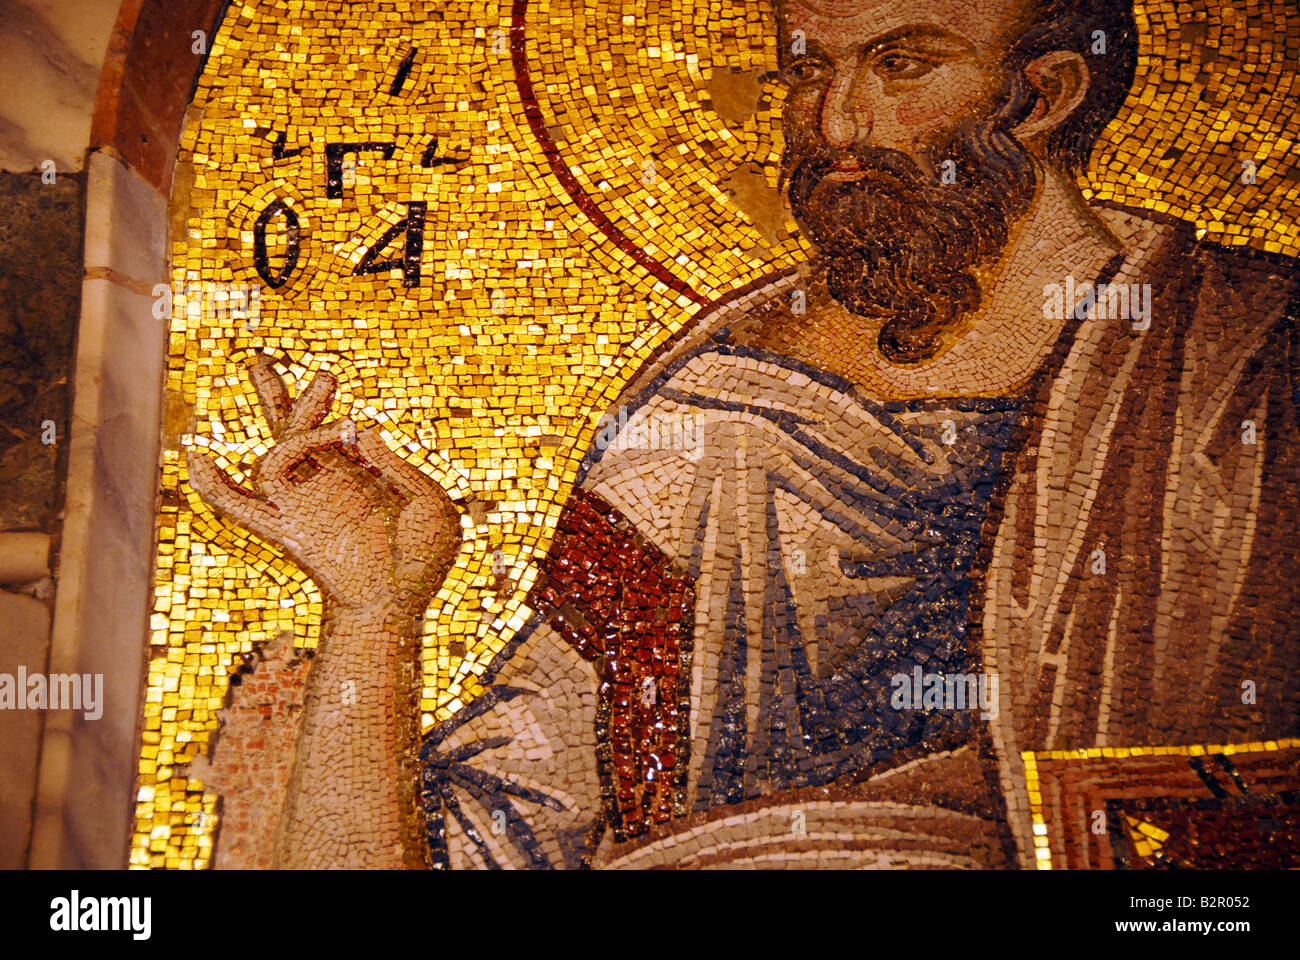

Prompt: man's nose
xmin=820 ymin=70 xmax=873 ymax=150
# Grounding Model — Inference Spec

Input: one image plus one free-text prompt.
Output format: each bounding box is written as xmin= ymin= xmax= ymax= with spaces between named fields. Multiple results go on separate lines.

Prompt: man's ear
xmin=1012 ymin=50 xmax=1089 ymax=142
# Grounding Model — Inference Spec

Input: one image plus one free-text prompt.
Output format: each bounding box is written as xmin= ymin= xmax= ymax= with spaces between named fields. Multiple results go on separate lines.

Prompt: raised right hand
xmin=186 ymin=356 xmax=462 ymax=616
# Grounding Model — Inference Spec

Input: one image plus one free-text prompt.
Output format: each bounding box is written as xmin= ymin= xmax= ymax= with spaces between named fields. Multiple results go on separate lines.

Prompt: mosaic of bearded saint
xmin=187 ymin=0 xmax=1300 ymax=869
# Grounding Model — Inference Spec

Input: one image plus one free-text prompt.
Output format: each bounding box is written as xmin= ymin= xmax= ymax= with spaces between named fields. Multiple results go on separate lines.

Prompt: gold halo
xmin=523 ymin=0 xmax=1300 ymax=267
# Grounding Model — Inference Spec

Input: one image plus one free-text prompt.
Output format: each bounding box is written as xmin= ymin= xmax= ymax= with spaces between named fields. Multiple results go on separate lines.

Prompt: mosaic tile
xmin=136 ymin=0 xmax=1300 ymax=869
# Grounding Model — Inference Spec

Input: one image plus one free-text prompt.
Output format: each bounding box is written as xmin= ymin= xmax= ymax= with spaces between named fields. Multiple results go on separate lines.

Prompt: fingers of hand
xmin=257 ymin=420 xmax=362 ymax=498
xmin=185 ymin=448 xmax=283 ymax=541
xmin=249 ymin=355 xmax=292 ymax=431
xmin=395 ymin=494 xmax=462 ymax=576
xmin=355 ymin=428 xmax=447 ymax=503
xmin=284 ymin=368 xmax=340 ymax=434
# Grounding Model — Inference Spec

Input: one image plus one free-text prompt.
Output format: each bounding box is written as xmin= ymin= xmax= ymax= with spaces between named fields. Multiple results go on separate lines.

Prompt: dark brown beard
xmin=784 ymin=118 xmax=1038 ymax=363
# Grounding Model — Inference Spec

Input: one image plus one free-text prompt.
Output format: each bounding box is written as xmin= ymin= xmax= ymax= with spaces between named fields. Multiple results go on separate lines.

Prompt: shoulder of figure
xmin=615 ymin=265 xmax=808 ymax=404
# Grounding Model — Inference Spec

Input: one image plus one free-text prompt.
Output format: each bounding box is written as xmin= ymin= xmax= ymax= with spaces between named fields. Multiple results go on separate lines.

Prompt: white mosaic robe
xmin=423 ymin=341 xmax=1019 ymax=869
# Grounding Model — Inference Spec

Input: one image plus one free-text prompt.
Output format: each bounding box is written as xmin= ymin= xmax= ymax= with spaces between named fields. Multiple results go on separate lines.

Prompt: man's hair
xmin=1003 ymin=0 xmax=1139 ymax=174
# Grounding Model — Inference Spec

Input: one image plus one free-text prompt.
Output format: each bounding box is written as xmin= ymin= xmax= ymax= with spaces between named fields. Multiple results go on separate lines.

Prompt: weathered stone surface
xmin=0 ymin=172 xmax=81 ymax=531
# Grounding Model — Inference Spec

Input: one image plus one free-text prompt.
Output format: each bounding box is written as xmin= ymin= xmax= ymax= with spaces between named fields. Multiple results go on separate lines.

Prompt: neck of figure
xmin=745 ymin=163 xmax=1128 ymax=401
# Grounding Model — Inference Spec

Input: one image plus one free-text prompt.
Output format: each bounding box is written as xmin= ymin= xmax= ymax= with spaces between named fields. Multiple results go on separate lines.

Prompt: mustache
xmin=785 ymin=146 xmax=958 ymax=262
xmin=783 ymin=134 xmax=1036 ymax=264
xmin=780 ymin=143 xmax=931 ymax=197
xmin=781 ymin=112 xmax=1039 ymax=204
xmin=779 ymin=125 xmax=1039 ymax=363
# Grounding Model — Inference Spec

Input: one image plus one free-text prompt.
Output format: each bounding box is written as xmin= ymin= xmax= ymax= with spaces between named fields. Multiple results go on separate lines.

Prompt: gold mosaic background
xmin=132 ymin=0 xmax=1300 ymax=868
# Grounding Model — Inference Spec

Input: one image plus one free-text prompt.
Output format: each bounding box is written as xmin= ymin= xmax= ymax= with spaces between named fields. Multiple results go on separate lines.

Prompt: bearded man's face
xmin=777 ymin=0 xmax=1042 ymax=363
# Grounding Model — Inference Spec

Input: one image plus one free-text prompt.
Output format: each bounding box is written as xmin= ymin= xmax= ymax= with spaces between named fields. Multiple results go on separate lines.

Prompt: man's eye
xmin=874 ymin=53 xmax=937 ymax=80
xmin=783 ymin=58 xmax=828 ymax=84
